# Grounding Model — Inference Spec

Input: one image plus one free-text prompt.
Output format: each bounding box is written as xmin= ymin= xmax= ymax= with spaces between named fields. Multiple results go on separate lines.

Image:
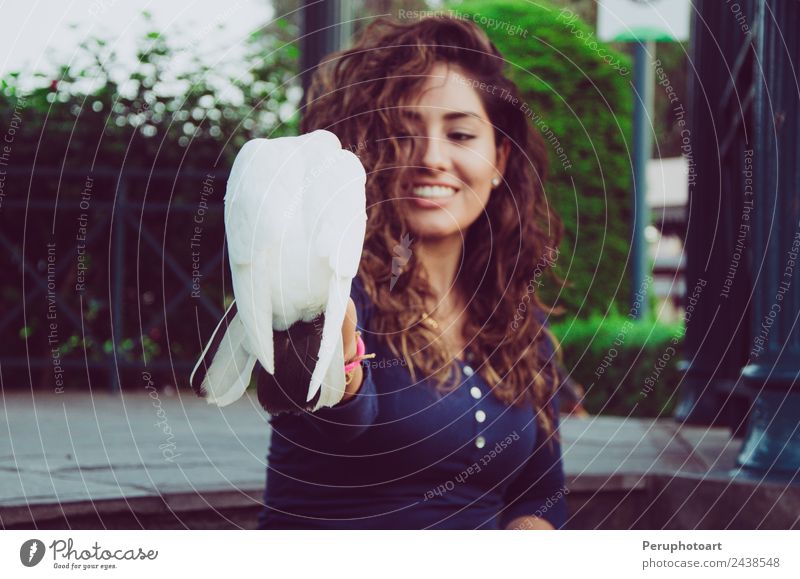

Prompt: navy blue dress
xmin=256 ymin=276 xmax=568 ymax=530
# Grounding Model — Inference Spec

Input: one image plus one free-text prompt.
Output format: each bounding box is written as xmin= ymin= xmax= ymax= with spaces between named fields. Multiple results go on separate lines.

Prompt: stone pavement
xmin=0 ymin=391 xmax=796 ymax=529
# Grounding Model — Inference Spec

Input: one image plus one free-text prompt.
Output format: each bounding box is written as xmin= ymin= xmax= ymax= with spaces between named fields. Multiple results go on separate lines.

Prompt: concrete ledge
xmin=1 ymin=488 xmax=264 ymax=530
xmin=643 ymin=473 xmax=800 ymax=530
xmin=1 ymin=392 xmax=797 ymax=529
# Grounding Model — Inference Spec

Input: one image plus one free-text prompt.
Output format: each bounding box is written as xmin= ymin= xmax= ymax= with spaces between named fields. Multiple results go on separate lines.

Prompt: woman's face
xmin=400 ymin=62 xmax=509 ymax=240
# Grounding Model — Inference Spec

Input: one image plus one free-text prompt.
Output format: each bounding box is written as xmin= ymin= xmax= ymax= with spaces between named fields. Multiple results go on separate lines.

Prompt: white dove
xmin=190 ymin=130 xmax=368 ymax=412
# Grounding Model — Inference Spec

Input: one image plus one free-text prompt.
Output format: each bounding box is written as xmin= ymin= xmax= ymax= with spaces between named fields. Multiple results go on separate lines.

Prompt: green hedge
xmin=551 ymin=315 xmax=684 ymax=417
xmin=451 ymin=0 xmax=633 ymax=318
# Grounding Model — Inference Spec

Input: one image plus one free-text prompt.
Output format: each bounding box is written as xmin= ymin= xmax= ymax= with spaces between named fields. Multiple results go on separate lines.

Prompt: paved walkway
xmin=0 ymin=391 xmax=794 ymax=529
xmin=1 ymin=391 xmax=269 ymax=507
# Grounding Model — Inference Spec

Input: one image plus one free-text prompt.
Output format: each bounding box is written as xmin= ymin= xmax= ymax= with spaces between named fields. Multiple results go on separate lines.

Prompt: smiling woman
xmin=256 ymin=15 xmax=567 ymax=531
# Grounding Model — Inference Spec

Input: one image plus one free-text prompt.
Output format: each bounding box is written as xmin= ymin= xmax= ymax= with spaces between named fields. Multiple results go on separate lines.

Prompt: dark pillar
xmin=674 ymin=0 xmax=755 ymax=431
xmin=737 ymin=0 xmax=800 ymax=476
xmin=300 ymin=0 xmax=352 ymax=93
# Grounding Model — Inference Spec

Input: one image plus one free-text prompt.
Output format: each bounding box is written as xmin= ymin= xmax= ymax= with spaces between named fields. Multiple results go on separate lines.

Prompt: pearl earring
xmin=491 ymin=176 xmax=501 ymax=188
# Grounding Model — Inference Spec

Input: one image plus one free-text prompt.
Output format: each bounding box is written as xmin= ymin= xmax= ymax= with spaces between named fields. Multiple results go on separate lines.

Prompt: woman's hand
xmin=258 ymin=297 xmax=361 ymax=414
xmin=339 ymin=297 xmax=364 ymax=403
xmin=505 ymin=515 xmax=555 ymax=530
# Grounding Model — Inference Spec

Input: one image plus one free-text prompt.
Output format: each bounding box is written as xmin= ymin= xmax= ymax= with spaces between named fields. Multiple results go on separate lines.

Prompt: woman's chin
xmin=407 ymin=220 xmax=466 ymax=241
xmin=406 ymin=206 xmax=472 ymax=239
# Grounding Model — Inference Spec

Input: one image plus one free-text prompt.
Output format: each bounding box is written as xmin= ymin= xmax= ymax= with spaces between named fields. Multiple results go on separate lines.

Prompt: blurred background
xmin=0 ymin=0 xmax=691 ymax=418
xmin=2 ymin=0 xmax=799 ymax=530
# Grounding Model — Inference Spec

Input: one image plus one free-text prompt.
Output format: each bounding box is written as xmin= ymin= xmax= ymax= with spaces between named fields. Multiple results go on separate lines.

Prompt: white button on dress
xmin=475 ymin=410 xmax=486 ymax=423
xmin=470 ymin=386 xmax=482 ymax=399
xmin=475 ymin=436 xmax=486 ymax=449
xmin=463 ymin=365 xmax=474 ymax=377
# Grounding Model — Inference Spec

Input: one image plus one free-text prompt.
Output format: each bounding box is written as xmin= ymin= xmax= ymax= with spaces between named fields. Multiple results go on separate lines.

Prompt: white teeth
xmin=412 ymin=185 xmax=457 ymax=198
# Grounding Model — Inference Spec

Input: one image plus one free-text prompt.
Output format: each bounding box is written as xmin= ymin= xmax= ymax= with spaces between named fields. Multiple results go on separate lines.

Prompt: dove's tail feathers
xmin=307 ymin=276 xmax=351 ymax=408
xmin=310 ymin=336 xmax=348 ymax=412
xmin=190 ymin=301 xmax=256 ymax=407
xmin=190 ymin=299 xmax=238 ymax=395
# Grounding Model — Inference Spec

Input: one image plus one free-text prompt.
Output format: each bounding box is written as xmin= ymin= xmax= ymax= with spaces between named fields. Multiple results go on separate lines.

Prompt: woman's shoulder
xmin=531 ymin=306 xmax=557 ymax=352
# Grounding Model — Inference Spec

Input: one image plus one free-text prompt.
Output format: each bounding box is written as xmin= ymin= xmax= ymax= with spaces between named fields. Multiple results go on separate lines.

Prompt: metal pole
xmin=631 ymin=40 xmax=654 ymax=320
xmin=110 ymin=176 xmax=126 ymax=393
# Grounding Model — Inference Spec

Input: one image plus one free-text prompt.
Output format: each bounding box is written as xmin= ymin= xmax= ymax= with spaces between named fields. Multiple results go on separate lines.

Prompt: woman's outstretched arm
xmin=264 ymin=277 xmax=379 ymax=445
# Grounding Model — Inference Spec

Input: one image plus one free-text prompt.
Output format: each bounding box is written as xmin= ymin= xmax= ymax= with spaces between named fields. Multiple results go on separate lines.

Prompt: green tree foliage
xmin=0 ymin=13 xmax=300 ymax=391
xmin=0 ymin=11 xmax=300 ymax=174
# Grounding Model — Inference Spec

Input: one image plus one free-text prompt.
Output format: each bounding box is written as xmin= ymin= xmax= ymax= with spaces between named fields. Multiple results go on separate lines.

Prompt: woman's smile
xmin=410 ymin=182 xmax=460 ymax=208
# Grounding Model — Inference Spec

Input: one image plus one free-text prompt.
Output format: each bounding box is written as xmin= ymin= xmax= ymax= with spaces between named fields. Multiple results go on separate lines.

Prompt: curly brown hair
xmin=300 ymin=15 xmax=564 ymax=439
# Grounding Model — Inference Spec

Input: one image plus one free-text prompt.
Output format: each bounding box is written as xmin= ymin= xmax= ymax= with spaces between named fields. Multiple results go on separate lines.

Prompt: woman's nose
xmin=421 ymin=136 xmax=450 ymax=172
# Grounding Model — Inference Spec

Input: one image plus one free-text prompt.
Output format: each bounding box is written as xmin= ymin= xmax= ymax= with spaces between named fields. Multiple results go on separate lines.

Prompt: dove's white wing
xmin=225 ymin=139 xmax=272 ymax=266
xmin=306 ymin=148 xmax=368 ymax=407
xmin=226 ymin=137 xmax=304 ymax=375
xmin=231 ymin=258 xmax=275 ymax=375
xmin=226 ymin=137 xmax=306 ymax=265
xmin=191 ymin=300 xmax=257 ymax=407
xmin=319 ymin=150 xmax=369 ymax=278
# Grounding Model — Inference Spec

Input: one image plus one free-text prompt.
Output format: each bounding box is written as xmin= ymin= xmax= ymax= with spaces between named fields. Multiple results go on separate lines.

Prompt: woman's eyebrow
xmin=401 ymin=109 xmax=484 ymax=121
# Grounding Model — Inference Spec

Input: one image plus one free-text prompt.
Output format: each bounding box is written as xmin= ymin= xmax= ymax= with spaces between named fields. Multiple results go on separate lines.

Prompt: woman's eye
xmin=449 ymin=132 xmax=475 ymax=141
